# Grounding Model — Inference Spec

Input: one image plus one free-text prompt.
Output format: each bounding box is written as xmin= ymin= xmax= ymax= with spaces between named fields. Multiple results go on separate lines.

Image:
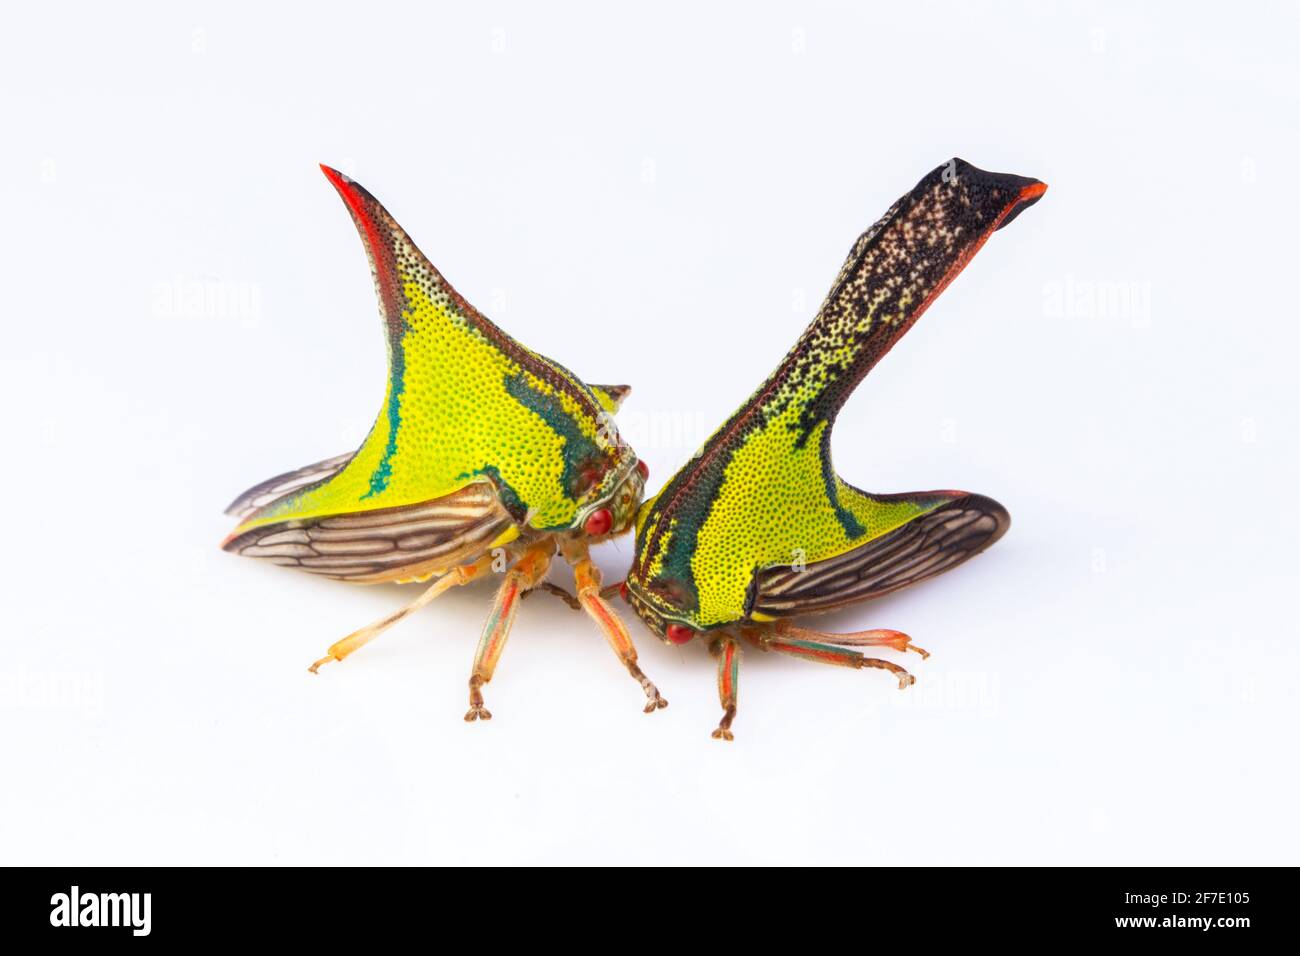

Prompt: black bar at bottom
xmin=0 ymin=866 xmax=1285 ymax=943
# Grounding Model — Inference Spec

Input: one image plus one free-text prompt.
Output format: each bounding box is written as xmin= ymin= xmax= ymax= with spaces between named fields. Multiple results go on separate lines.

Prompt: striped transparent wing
xmin=224 ymin=452 xmax=355 ymax=519
xmin=751 ymin=494 xmax=1010 ymax=618
xmin=222 ymin=481 xmax=513 ymax=584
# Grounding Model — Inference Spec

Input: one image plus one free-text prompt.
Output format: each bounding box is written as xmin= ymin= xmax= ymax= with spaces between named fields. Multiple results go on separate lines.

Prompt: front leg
xmin=569 ymin=545 xmax=667 ymax=714
xmin=710 ymin=635 xmax=740 ymax=741
xmin=465 ymin=540 xmax=555 ymax=722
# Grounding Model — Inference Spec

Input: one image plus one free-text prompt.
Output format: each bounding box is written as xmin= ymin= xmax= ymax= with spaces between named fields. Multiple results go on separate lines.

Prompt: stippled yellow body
xmin=627 ymin=159 xmax=1047 ymax=637
xmin=229 ymin=168 xmax=633 ymax=541
xmin=636 ymin=410 xmax=938 ymax=628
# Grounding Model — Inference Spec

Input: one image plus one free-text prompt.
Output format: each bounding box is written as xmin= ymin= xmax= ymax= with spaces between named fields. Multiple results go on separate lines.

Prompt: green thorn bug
xmin=621 ymin=158 xmax=1048 ymax=739
xmin=222 ymin=166 xmax=665 ymax=719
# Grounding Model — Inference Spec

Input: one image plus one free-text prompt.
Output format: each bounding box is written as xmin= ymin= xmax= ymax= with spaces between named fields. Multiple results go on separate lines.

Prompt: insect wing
xmin=224 ymin=452 xmax=355 ymax=519
xmin=751 ymin=493 xmax=1010 ymax=618
xmin=223 ymin=481 xmax=513 ymax=584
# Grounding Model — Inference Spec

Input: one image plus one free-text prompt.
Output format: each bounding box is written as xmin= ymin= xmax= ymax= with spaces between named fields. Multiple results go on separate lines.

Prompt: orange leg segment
xmin=308 ymin=554 xmax=495 ymax=674
xmin=710 ymin=635 xmax=740 ymax=741
xmin=573 ymin=553 xmax=667 ymax=713
xmin=465 ymin=541 xmax=555 ymax=722
xmin=744 ymin=623 xmax=920 ymax=690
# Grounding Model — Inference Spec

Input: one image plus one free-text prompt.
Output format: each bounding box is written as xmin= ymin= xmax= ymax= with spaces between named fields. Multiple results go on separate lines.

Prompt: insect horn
xmin=787 ymin=158 xmax=1048 ymax=427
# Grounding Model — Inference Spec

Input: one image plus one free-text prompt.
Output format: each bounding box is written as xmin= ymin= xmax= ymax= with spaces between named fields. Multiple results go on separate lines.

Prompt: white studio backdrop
xmin=1 ymin=1 xmax=1296 ymax=865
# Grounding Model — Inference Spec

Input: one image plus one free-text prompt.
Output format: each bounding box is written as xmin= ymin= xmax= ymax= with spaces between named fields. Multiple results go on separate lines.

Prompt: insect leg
xmin=570 ymin=550 xmax=668 ymax=714
xmin=523 ymin=581 xmax=582 ymax=611
xmin=709 ymin=635 xmax=741 ymax=741
xmin=775 ymin=621 xmax=929 ymax=659
xmin=743 ymin=626 xmax=917 ymax=690
xmin=308 ymin=554 xmax=495 ymax=674
xmin=465 ymin=540 xmax=555 ymax=722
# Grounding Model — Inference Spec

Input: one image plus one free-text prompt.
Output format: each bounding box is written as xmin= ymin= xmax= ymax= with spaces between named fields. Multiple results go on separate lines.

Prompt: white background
xmin=3 ymin=1 xmax=1297 ymax=866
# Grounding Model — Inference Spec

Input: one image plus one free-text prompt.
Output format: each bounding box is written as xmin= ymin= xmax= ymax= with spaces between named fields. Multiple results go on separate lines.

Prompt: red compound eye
xmin=635 ymin=459 xmax=649 ymax=481
xmin=665 ymin=623 xmax=695 ymax=645
xmin=619 ymin=580 xmax=629 ymax=602
xmin=584 ymin=508 xmax=613 ymax=537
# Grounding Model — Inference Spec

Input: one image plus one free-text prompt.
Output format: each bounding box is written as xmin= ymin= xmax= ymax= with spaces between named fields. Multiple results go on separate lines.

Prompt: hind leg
xmin=742 ymin=623 xmax=920 ymax=689
xmin=775 ymin=621 xmax=928 ymax=659
xmin=308 ymin=554 xmax=494 ymax=673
